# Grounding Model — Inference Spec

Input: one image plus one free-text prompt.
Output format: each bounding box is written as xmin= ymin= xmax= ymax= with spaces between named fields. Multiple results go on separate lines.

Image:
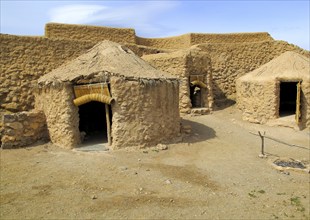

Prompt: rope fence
xmin=249 ymin=131 xmax=310 ymax=156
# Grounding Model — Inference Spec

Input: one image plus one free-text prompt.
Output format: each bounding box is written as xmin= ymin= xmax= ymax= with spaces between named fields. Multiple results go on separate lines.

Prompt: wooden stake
xmin=258 ymin=131 xmax=265 ymax=155
xmin=105 ymin=104 xmax=112 ymax=146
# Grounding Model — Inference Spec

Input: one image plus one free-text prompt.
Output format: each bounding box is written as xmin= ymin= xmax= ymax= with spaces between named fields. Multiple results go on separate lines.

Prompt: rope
xmin=249 ymin=131 xmax=309 ymax=151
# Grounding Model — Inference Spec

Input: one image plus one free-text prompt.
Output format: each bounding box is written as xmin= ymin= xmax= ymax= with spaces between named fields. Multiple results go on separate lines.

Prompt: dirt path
xmin=1 ymin=106 xmax=309 ymax=219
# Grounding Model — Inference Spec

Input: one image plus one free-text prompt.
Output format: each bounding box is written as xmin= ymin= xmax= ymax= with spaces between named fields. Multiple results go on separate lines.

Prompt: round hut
xmin=35 ymin=41 xmax=180 ymax=149
xmin=236 ymin=51 xmax=310 ymax=129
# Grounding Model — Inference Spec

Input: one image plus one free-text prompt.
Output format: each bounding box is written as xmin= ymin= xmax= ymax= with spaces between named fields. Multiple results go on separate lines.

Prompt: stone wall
xmin=35 ymin=84 xmax=81 ymax=149
xmin=45 ymin=23 xmax=136 ymax=44
xmin=0 ymin=34 xmax=95 ymax=113
xmin=197 ymin=41 xmax=310 ymax=104
xmin=236 ymin=80 xmax=277 ymax=124
xmin=1 ymin=110 xmax=49 ymax=148
xmin=110 ymin=76 xmax=180 ymax=149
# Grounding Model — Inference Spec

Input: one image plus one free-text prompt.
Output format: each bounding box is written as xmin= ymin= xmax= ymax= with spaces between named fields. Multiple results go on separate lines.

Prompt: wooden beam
xmin=105 ymin=104 xmax=112 ymax=146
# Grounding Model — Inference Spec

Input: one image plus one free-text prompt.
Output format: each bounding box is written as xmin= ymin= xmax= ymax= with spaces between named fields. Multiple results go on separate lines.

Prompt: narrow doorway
xmin=190 ymin=85 xmax=202 ymax=108
xmin=279 ymin=81 xmax=301 ymax=119
xmin=78 ymin=101 xmax=108 ymax=145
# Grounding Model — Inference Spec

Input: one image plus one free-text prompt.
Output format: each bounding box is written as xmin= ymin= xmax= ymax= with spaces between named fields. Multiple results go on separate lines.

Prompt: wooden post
xmin=258 ymin=131 xmax=265 ymax=155
xmin=105 ymin=104 xmax=112 ymax=146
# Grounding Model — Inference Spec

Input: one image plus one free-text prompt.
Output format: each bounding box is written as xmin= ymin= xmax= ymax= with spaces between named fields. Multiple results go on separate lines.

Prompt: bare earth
xmin=1 ymin=106 xmax=309 ymax=219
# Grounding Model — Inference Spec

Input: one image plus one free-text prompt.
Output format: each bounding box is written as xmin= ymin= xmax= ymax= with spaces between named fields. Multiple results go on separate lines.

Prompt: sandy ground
xmin=1 ymin=106 xmax=309 ymax=219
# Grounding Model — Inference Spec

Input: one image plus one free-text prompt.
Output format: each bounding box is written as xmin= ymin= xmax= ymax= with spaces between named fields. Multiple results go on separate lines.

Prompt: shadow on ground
xmin=181 ymin=118 xmax=216 ymax=144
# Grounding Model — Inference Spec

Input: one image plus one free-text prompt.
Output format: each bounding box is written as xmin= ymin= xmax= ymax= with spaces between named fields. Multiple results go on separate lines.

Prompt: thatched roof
xmin=239 ymin=51 xmax=310 ymax=81
xmin=38 ymin=41 xmax=175 ymax=84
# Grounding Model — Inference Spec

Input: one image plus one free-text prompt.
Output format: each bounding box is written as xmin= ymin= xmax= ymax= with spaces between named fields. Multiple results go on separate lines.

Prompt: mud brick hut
xmin=142 ymin=46 xmax=213 ymax=115
xmin=236 ymin=51 xmax=310 ymax=129
xmin=35 ymin=41 xmax=180 ymax=149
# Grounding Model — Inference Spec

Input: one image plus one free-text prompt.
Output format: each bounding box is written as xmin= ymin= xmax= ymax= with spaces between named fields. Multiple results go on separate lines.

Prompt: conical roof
xmin=38 ymin=40 xmax=175 ymax=84
xmin=239 ymin=51 xmax=310 ymax=81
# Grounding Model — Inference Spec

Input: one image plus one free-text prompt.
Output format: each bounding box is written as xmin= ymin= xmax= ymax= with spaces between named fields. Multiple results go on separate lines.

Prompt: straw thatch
xmin=38 ymin=40 xmax=175 ymax=85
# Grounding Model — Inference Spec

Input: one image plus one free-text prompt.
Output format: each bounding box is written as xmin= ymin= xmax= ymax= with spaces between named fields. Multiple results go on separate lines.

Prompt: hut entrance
xmin=79 ymin=101 xmax=108 ymax=144
xmin=73 ymin=83 xmax=114 ymax=146
xmin=279 ymin=81 xmax=301 ymax=122
xmin=189 ymin=75 xmax=207 ymax=108
xmin=190 ymin=85 xmax=202 ymax=108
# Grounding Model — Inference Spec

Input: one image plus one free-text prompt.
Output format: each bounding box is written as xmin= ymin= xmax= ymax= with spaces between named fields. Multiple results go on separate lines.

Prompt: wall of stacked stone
xmin=197 ymin=41 xmax=310 ymax=104
xmin=110 ymin=76 xmax=181 ymax=149
xmin=35 ymin=84 xmax=81 ymax=149
xmin=1 ymin=110 xmax=49 ymax=148
xmin=45 ymin=23 xmax=136 ymax=44
xmin=0 ymin=34 xmax=95 ymax=114
xmin=236 ymin=80 xmax=278 ymax=124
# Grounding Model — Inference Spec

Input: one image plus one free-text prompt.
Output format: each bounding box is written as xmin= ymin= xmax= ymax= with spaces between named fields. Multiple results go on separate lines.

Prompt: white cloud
xmin=48 ymin=2 xmax=179 ymax=36
xmin=49 ymin=5 xmax=107 ymax=24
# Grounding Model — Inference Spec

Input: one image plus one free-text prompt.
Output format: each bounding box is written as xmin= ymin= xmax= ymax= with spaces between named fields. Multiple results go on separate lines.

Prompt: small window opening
xmin=279 ymin=82 xmax=299 ymax=117
xmin=79 ymin=101 xmax=109 ymax=145
xmin=190 ymin=85 xmax=202 ymax=108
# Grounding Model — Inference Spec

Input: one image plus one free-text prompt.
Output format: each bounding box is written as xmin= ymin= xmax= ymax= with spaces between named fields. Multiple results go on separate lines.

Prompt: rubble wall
xmin=110 ymin=77 xmax=180 ymax=149
xmin=35 ymin=84 xmax=81 ymax=149
xmin=0 ymin=34 xmax=94 ymax=113
xmin=1 ymin=110 xmax=49 ymax=149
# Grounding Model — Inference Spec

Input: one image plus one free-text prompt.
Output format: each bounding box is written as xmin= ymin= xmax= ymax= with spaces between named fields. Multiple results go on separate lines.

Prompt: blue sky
xmin=1 ymin=0 xmax=309 ymax=50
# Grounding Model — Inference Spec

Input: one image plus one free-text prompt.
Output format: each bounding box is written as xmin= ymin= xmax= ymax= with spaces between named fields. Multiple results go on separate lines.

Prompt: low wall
xmin=1 ymin=110 xmax=49 ymax=148
xmin=45 ymin=23 xmax=136 ymax=44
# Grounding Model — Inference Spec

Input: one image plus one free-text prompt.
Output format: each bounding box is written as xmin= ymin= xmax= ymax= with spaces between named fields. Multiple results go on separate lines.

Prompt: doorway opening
xmin=279 ymin=81 xmax=300 ymax=117
xmin=190 ymin=85 xmax=202 ymax=108
xmin=78 ymin=101 xmax=109 ymax=145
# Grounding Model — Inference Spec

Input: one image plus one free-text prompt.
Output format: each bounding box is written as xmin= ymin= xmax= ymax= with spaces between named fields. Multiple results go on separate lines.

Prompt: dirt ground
xmin=1 ymin=106 xmax=309 ymax=219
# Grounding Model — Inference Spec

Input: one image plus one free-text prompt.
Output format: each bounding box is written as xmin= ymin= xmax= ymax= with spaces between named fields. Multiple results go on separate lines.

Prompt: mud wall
xmin=1 ymin=110 xmax=49 ymax=148
xmin=0 ymin=34 xmax=95 ymax=113
xmin=110 ymin=76 xmax=180 ymax=149
xmin=197 ymin=41 xmax=310 ymax=104
xmin=45 ymin=23 xmax=136 ymax=44
xmin=35 ymin=84 xmax=81 ymax=149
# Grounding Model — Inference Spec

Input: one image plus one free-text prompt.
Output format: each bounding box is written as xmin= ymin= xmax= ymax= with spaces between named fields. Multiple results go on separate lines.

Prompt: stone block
xmin=7 ymin=122 xmax=23 ymax=130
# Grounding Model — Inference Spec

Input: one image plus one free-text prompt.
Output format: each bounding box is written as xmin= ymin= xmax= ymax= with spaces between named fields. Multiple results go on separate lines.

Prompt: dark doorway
xmin=190 ymin=85 xmax=202 ymax=108
xmin=279 ymin=82 xmax=298 ymax=117
xmin=79 ymin=101 xmax=107 ymax=144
